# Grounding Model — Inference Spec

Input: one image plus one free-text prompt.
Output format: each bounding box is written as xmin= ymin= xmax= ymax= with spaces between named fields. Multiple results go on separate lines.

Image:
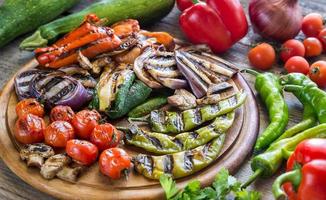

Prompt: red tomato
xmin=302 ymin=13 xmax=324 ymax=37
xmin=14 ymin=114 xmax=45 ymax=144
xmin=318 ymin=28 xmax=326 ymax=51
xmin=309 ymin=61 xmax=326 ymax=88
xmin=280 ymin=39 xmax=305 ymax=62
xmin=248 ymin=43 xmax=276 ymax=70
xmin=50 ymin=105 xmax=75 ymax=123
xmin=99 ymin=148 xmax=131 ymax=179
xmin=15 ymin=98 xmax=44 ymax=119
xmin=71 ymin=110 xmax=101 ymax=139
xmin=176 ymin=0 xmax=194 ymax=11
xmin=66 ymin=139 xmax=98 ymax=165
xmin=284 ymin=56 xmax=310 ymax=74
xmin=90 ymin=123 xmax=122 ymax=151
xmin=44 ymin=121 xmax=75 ymax=148
xmin=303 ymin=37 xmax=323 ymax=57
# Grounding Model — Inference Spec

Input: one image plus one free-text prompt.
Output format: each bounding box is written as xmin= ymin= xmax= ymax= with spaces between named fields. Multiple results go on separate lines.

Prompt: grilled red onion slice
xmin=14 ymin=69 xmax=52 ymax=100
xmin=30 ymin=73 xmax=92 ymax=110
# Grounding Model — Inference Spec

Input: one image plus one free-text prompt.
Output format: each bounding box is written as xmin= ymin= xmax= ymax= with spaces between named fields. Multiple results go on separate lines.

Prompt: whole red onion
xmin=249 ymin=0 xmax=302 ymax=41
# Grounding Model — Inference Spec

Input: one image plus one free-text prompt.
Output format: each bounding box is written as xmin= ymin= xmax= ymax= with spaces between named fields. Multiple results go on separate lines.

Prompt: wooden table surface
xmin=0 ymin=0 xmax=325 ymax=199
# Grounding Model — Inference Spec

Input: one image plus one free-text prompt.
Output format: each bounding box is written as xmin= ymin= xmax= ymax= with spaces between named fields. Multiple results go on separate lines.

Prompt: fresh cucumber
xmin=0 ymin=0 xmax=79 ymax=47
xmin=20 ymin=0 xmax=175 ymax=50
xmin=128 ymin=96 xmax=168 ymax=118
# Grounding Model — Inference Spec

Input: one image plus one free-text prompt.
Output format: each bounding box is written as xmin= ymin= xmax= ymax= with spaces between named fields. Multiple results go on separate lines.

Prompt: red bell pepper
xmin=272 ymin=139 xmax=326 ymax=200
xmin=176 ymin=0 xmax=194 ymax=11
xmin=179 ymin=0 xmax=248 ymax=53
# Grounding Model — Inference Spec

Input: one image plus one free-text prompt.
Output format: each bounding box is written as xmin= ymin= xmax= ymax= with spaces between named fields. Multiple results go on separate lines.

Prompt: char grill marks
xmin=163 ymin=155 xmax=173 ymax=174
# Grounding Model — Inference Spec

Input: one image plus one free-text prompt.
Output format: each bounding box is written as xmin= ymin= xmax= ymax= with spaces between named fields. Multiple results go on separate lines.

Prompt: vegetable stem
xmin=241 ymin=168 xmax=263 ymax=188
xmin=128 ymin=116 xmax=149 ymax=123
xmin=241 ymin=69 xmax=260 ymax=76
xmin=192 ymin=0 xmax=199 ymax=4
xmin=272 ymin=169 xmax=301 ymax=200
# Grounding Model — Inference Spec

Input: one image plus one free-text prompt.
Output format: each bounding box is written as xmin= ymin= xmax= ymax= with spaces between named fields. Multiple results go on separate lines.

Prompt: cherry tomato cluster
xmin=248 ymin=12 xmax=326 ymax=88
xmin=14 ymin=100 xmax=131 ymax=179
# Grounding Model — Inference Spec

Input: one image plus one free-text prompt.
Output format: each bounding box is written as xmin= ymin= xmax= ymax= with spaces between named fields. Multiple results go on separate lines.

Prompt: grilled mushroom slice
xmin=56 ymin=164 xmax=85 ymax=183
xmin=168 ymin=89 xmax=197 ymax=110
xmin=20 ymin=143 xmax=55 ymax=168
xmin=77 ymin=51 xmax=93 ymax=70
xmin=40 ymin=153 xmax=71 ymax=179
xmin=196 ymin=92 xmax=237 ymax=105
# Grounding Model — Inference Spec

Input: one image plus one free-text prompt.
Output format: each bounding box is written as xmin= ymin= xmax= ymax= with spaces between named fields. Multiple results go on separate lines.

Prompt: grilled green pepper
xmin=284 ymin=84 xmax=326 ymax=124
xmin=276 ymin=73 xmax=318 ymax=141
xmin=243 ymin=69 xmax=288 ymax=153
xmin=125 ymin=112 xmax=234 ymax=154
xmin=130 ymin=91 xmax=246 ymax=134
xmin=134 ymin=134 xmax=225 ymax=180
xmin=242 ymin=124 xmax=326 ymax=188
xmin=107 ymin=80 xmax=152 ymax=119
xmin=128 ymin=96 xmax=168 ymax=118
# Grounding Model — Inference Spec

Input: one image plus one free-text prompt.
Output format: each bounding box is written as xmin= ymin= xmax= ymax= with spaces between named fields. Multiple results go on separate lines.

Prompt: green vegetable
xmin=276 ymin=73 xmax=318 ymax=141
xmin=88 ymin=90 xmax=99 ymax=109
xmin=125 ymin=112 xmax=234 ymax=154
xmin=160 ymin=168 xmax=261 ymax=200
xmin=130 ymin=91 xmax=246 ymax=134
xmin=243 ymin=69 xmax=288 ymax=153
xmin=134 ymin=134 xmax=225 ymax=179
xmin=0 ymin=0 xmax=79 ymax=47
xmin=284 ymin=84 xmax=326 ymax=124
xmin=20 ymin=0 xmax=175 ymax=49
xmin=242 ymin=124 xmax=326 ymax=188
xmin=107 ymin=80 xmax=152 ymax=119
xmin=128 ymin=96 xmax=168 ymax=118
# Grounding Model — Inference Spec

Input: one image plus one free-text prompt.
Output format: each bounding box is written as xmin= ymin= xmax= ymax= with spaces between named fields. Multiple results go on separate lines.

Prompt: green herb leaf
xmin=235 ymin=189 xmax=261 ymax=200
xmin=160 ymin=174 xmax=180 ymax=200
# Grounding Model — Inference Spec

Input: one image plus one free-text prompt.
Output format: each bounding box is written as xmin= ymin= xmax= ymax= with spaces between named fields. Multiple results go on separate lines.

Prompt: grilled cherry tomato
xmin=90 ymin=123 xmax=122 ymax=151
xmin=284 ymin=56 xmax=310 ymax=74
xmin=303 ymin=37 xmax=323 ymax=57
xmin=14 ymin=114 xmax=45 ymax=144
xmin=15 ymin=98 xmax=44 ymax=119
xmin=44 ymin=121 xmax=75 ymax=148
xmin=280 ymin=39 xmax=305 ymax=63
xmin=71 ymin=110 xmax=101 ymax=139
xmin=318 ymin=28 xmax=326 ymax=51
xmin=66 ymin=139 xmax=98 ymax=165
xmin=302 ymin=13 xmax=324 ymax=37
xmin=99 ymin=148 xmax=131 ymax=179
xmin=309 ymin=60 xmax=326 ymax=88
xmin=248 ymin=43 xmax=276 ymax=70
xmin=50 ymin=105 xmax=75 ymax=123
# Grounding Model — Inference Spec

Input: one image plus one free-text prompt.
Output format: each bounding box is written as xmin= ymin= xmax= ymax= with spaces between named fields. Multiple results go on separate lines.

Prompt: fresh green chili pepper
xmin=107 ymin=80 xmax=152 ymax=119
xmin=243 ymin=69 xmax=288 ymax=153
xmin=242 ymin=123 xmax=326 ymax=188
xmin=134 ymin=134 xmax=225 ymax=180
xmin=284 ymin=84 xmax=326 ymax=124
xmin=128 ymin=96 xmax=168 ymax=118
xmin=129 ymin=91 xmax=246 ymax=134
xmin=276 ymin=73 xmax=318 ymax=141
xmin=125 ymin=112 xmax=234 ymax=154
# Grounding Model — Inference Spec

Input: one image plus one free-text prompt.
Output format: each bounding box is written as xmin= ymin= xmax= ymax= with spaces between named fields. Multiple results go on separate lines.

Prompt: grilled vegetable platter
xmin=0 ymin=11 xmax=260 ymax=200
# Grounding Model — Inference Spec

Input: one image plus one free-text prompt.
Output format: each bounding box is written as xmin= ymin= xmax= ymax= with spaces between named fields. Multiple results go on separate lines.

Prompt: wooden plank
xmin=0 ymin=0 xmax=325 ymax=199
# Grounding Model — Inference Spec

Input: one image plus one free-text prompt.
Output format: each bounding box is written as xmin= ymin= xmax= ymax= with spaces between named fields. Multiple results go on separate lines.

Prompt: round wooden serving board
xmin=0 ymin=59 xmax=259 ymax=200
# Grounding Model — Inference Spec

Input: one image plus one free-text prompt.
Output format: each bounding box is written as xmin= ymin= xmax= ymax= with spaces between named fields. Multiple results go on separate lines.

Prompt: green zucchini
xmin=0 ymin=0 xmax=79 ymax=47
xmin=107 ymin=80 xmax=152 ymax=119
xmin=20 ymin=0 xmax=175 ymax=50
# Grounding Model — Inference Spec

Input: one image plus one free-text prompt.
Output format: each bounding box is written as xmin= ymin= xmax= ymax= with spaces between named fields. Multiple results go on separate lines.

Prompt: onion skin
xmin=249 ymin=0 xmax=302 ymax=41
